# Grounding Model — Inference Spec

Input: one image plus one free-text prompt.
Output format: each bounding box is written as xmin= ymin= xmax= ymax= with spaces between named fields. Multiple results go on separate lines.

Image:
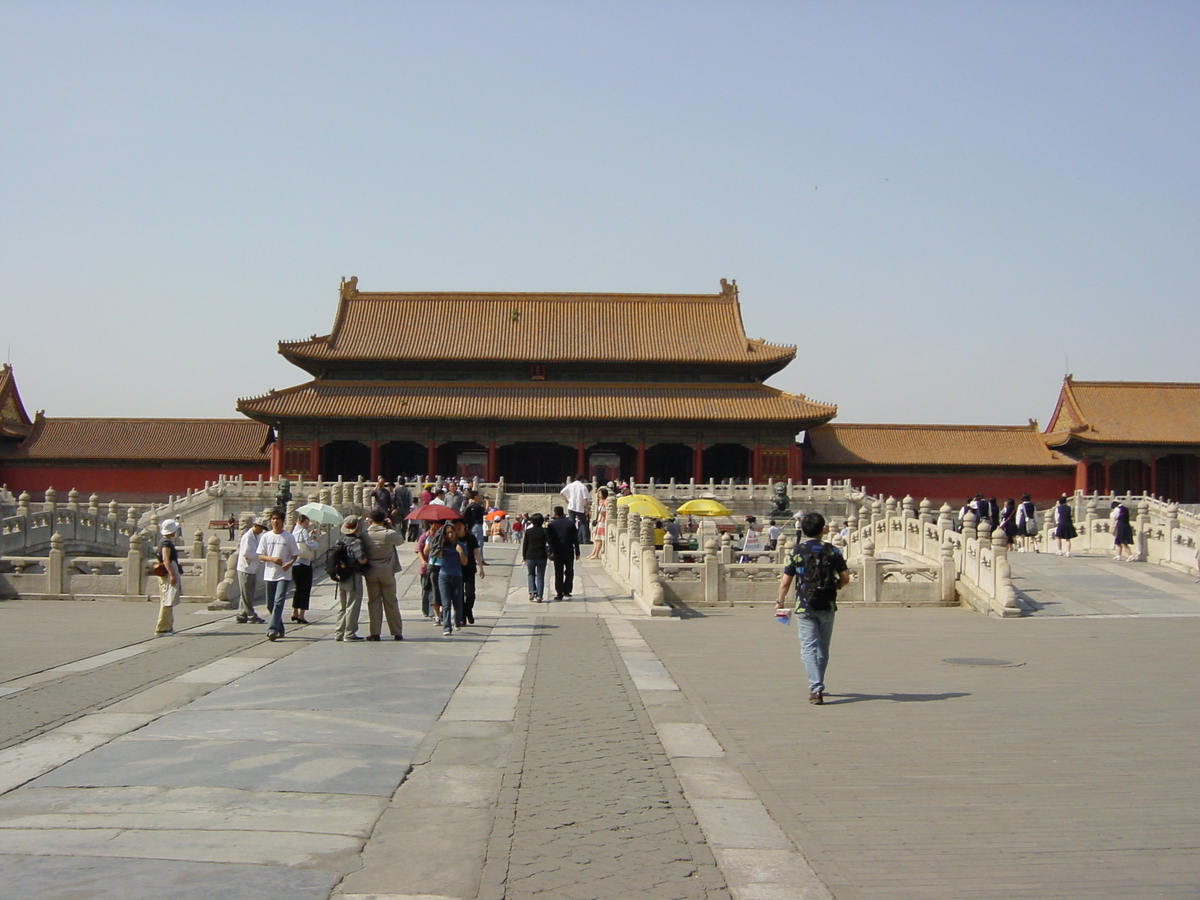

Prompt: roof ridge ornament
xmin=340 ymin=276 xmax=359 ymax=300
xmin=719 ymin=278 xmax=738 ymax=299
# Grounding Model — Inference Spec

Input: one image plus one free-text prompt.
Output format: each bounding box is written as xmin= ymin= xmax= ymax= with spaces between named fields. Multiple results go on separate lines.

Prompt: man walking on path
xmin=361 ymin=509 xmax=404 ymax=641
xmin=257 ymin=512 xmax=299 ymax=641
xmin=235 ymin=517 xmax=268 ymax=624
xmin=547 ymin=505 xmax=580 ymax=601
xmin=776 ymin=512 xmax=848 ymax=705
xmin=560 ymin=474 xmax=591 ymax=543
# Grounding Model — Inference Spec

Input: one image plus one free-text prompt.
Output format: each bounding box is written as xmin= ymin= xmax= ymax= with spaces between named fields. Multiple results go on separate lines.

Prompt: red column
xmin=1074 ymin=460 xmax=1089 ymax=493
xmin=576 ymin=442 xmax=586 ymax=477
xmin=487 ymin=441 xmax=497 ymax=483
xmin=310 ymin=440 xmax=320 ymax=481
xmin=1149 ymin=457 xmax=1158 ymax=497
xmin=426 ymin=440 xmax=437 ymax=479
xmin=751 ymin=443 xmax=761 ymax=481
xmin=1102 ymin=460 xmax=1112 ymax=494
xmin=788 ymin=443 xmax=803 ymax=482
xmin=693 ymin=443 xmax=703 ymax=482
xmin=269 ymin=441 xmax=283 ymax=480
xmin=636 ymin=442 xmax=646 ymax=485
xmin=369 ymin=439 xmax=381 ymax=479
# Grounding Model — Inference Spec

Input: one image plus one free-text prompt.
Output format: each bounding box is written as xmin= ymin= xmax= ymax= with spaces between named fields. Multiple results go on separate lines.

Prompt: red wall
xmin=0 ymin=462 xmax=270 ymax=502
xmin=809 ymin=470 xmax=1076 ymax=506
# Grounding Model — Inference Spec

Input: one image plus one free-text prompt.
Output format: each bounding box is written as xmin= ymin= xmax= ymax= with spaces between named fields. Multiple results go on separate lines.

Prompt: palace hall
xmin=236 ymin=279 xmax=837 ymax=485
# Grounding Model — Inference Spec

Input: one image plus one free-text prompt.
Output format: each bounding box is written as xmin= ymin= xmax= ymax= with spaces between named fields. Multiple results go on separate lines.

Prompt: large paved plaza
xmin=0 ymin=548 xmax=1196 ymax=898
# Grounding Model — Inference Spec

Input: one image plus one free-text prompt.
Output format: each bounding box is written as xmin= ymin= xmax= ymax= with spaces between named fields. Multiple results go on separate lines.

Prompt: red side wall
xmin=0 ymin=461 xmax=270 ymax=502
xmin=808 ymin=469 xmax=1076 ymax=506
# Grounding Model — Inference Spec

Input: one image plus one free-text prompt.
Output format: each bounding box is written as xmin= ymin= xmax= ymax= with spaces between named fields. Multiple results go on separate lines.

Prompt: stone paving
xmin=0 ymin=545 xmax=1195 ymax=898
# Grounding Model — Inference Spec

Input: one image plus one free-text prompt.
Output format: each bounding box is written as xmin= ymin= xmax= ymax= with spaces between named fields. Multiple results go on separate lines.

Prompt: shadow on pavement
xmin=825 ymin=691 xmax=971 ymax=704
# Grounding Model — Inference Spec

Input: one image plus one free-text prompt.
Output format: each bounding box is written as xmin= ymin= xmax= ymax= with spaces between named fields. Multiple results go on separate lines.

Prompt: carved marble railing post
xmin=776 ymin=534 xmax=794 ymax=566
xmin=871 ymin=498 xmax=883 ymax=530
xmin=1137 ymin=498 xmax=1152 ymax=562
xmin=993 ymin=526 xmax=1020 ymax=616
xmin=961 ymin=510 xmax=978 ymax=542
xmin=318 ymin=486 xmax=331 ymax=505
xmin=860 ymin=537 xmax=878 ymax=603
xmin=126 ymin=532 xmax=145 ymax=597
xmin=18 ymin=491 xmax=30 ymax=517
xmin=940 ymin=537 xmax=957 ymax=603
xmin=937 ymin=503 xmax=953 ymax=536
xmin=44 ymin=487 xmax=57 ymax=516
xmin=703 ymin=539 xmax=721 ymax=605
xmin=639 ymin=518 xmax=666 ymax=610
xmin=917 ymin=498 xmax=932 ymax=524
xmin=88 ymin=493 xmax=99 ymax=515
xmin=719 ymin=532 xmax=732 ymax=565
xmin=108 ymin=499 xmax=119 ymax=520
xmin=47 ymin=531 xmax=65 ymax=597
xmin=192 ymin=528 xmax=205 ymax=560
xmin=285 ymin=500 xmax=298 ymax=529
xmin=1084 ymin=496 xmax=1097 ymax=547
xmin=68 ymin=488 xmax=80 ymax=515
xmin=204 ymin=535 xmax=223 ymax=601
xmin=126 ymin=506 xmax=138 ymax=528
xmin=901 ymin=495 xmax=915 ymax=519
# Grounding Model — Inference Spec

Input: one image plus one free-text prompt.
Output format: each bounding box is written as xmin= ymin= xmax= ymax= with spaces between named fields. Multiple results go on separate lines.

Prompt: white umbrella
xmin=294 ymin=502 xmax=343 ymax=526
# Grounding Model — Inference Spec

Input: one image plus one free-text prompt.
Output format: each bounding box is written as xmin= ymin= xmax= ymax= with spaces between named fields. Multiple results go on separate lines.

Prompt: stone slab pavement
xmin=0 ymin=543 xmax=1196 ymax=898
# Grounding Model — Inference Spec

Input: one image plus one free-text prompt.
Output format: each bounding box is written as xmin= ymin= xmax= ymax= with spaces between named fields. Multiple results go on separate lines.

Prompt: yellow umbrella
xmin=617 ymin=494 xmax=672 ymax=518
xmin=675 ymin=498 xmax=733 ymax=517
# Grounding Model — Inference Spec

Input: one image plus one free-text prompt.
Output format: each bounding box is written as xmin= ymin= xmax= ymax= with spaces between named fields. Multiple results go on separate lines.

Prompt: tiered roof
xmin=278 ymin=281 xmax=796 ymax=375
xmin=1044 ymin=377 xmax=1200 ymax=446
xmin=239 ymin=380 xmax=835 ymax=425
xmin=0 ymin=364 xmax=33 ymax=441
xmin=806 ymin=423 xmax=1074 ymax=468
xmin=2 ymin=417 xmax=269 ymax=462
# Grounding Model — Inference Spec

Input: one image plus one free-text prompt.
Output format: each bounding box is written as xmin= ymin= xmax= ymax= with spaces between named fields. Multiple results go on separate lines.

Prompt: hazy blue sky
xmin=3 ymin=1 xmax=1197 ymax=427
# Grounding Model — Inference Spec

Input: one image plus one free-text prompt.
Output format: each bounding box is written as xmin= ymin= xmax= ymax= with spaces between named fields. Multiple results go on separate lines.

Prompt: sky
xmin=2 ymin=1 xmax=1197 ymax=428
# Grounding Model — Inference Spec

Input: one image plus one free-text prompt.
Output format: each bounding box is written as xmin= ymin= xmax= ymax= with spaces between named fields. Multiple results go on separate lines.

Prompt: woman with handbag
xmin=291 ymin=514 xmax=319 ymax=624
xmin=154 ymin=519 xmax=184 ymax=637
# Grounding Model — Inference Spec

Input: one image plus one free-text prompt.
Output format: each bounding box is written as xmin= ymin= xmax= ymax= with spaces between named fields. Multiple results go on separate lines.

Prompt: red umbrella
xmin=485 ymin=510 xmax=507 ymax=521
xmin=405 ymin=504 xmax=462 ymax=522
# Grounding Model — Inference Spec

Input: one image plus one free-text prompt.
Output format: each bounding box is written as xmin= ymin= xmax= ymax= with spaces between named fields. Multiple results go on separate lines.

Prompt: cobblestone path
xmin=498 ymin=617 xmax=730 ymax=900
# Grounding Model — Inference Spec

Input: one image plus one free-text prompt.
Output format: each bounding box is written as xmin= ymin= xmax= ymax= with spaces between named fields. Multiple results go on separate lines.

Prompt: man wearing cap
xmin=235 ymin=518 xmax=268 ymax=624
xmin=332 ymin=515 xmax=369 ymax=641
xmin=257 ymin=511 xmax=299 ymax=641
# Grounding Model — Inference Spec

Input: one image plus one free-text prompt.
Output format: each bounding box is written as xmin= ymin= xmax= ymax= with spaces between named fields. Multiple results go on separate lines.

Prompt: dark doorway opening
xmin=497 ymin=442 xmax=574 ymax=484
xmin=645 ymin=443 xmax=693 ymax=481
xmin=321 ymin=441 xmax=370 ymax=482
xmin=704 ymin=443 xmax=751 ymax=482
xmin=380 ymin=441 xmax=427 ymax=481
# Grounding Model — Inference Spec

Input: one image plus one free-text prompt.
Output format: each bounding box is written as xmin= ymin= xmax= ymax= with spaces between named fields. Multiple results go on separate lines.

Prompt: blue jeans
xmin=796 ymin=609 xmax=835 ymax=694
xmin=525 ymin=559 xmax=546 ymax=600
xmin=265 ymin=579 xmax=291 ymax=635
xmin=438 ymin=571 xmax=463 ymax=631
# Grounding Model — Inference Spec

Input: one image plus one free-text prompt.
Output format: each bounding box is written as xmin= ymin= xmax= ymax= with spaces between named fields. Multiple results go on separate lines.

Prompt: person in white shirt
xmin=235 ymin=517 xmax=268 ymax=624
xmin=560 ymin=475 xmax=591 ymax=543
xmin=257 ymin=512 xmax=299 ymax=641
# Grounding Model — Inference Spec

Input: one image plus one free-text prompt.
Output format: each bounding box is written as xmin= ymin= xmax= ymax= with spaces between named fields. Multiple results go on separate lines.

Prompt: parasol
xmin=294 ymin=502 xmax=344 ymax=526
xmin=675 ymin=498 xmax=733 ymax=517
xmin=617 ymin=494 xmax=672 ymax=518
xmin=406 ymin=505 xmax=463 ymax=522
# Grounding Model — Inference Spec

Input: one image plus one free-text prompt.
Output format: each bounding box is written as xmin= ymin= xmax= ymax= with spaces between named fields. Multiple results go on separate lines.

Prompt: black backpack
xmin=326 ymin=537 xmax=367 ymax=581
xmin=791 ymin=540 xmax=841 ymax=611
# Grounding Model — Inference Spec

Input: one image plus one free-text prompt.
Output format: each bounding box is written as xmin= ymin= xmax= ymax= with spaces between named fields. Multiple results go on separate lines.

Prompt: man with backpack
xmin=328 ymin=515 xmax=370 ymax=641
xmin=776 ymin=512 xmax=849 ymax=706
